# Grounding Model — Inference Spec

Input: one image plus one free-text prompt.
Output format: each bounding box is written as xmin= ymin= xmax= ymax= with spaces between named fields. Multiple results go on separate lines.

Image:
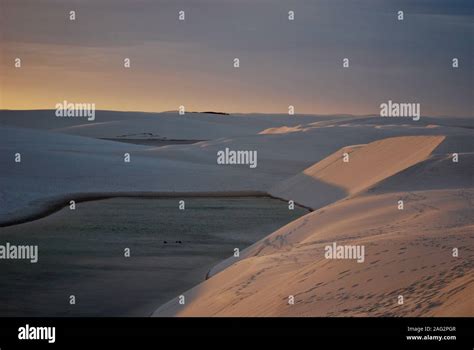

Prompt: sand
xmin=154 ymin=188 xmax=473 ymax=316
xmin=269 ymin=136 xmax=445 ymax=209
xmin=0 ymin=110 xmax=472 ymax=317
xmin=153 ymin=137 xmax=473 ymax=316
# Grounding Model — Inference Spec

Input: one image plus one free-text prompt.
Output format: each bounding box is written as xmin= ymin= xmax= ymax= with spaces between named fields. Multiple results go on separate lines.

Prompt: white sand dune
xmin=269 ymin=136 xmax=445 ymax=209
xmin=0 ymin=110 xmax=330 ymax=140
xmin=152 ymin=135 xmax=473 ymax=317
xmin=205 ymin=135 xmax=449 ymax=278
xmin=367 ymin=152 xmax=474 ymax=193
xmin=1 ymin=112 xmax=472 ymax=226
xmin=153 ymin=189 xmax=473 ymax=317
xmin=0 ymin=110 xmax=472 ymax=317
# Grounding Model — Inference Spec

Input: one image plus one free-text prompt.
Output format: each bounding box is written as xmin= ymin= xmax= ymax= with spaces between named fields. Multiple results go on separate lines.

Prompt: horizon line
xmin=1 ymin=108 xmax=471 ymax=119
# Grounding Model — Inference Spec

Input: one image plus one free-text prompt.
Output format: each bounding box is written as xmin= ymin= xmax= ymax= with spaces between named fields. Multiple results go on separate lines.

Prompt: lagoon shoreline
xmin=0 ymin=191 xmax=313 ymax=228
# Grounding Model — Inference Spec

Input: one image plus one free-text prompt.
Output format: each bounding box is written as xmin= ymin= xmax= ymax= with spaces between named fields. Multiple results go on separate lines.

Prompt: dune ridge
xmin=270 ymin=136 xmax=445 ymax=209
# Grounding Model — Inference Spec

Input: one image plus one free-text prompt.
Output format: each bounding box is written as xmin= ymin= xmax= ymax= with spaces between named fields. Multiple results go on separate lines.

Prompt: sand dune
xmin=367 ymin=152 xmax=474 ymax=193
xmin=153 ymin=135 xmax=473 ymax=317
xmin=1 ymin=110 xmax=472 ymax=317
xmin=270 ymin=136 xmax=445 ymax=209
xmin=0 ymin=110 xmax=328 ymax=140
xmin=1 ymin=113 xmax=471 ymax=226
xmin=153 ymin=188 xmax=474 ymax=317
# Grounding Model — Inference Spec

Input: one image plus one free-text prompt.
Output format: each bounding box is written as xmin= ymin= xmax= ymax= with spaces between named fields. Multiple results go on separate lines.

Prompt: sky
xmin=0 ymin=0 xmax=473 ymax=116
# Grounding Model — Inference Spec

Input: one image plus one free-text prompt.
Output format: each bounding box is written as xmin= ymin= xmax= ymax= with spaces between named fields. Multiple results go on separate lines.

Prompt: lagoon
xmin=0 ymin=197 xmax=307 ymax=316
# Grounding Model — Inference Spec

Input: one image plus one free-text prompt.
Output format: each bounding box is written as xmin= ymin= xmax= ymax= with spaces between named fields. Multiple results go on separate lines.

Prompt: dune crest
xmin=270 ymin=136 xmax=445 ymax=209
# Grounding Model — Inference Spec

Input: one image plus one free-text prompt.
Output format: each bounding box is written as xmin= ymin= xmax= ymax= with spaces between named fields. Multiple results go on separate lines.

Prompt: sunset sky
xmin=0 ymin=0 xmax=472 ymax=116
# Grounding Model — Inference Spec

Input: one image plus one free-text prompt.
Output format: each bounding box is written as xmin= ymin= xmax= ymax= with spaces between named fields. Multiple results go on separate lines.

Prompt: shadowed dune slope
xmin=367 ymin=153 xmax=474 ymax=194
xmin=270 ymin=135 xmax=445 ymax=209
